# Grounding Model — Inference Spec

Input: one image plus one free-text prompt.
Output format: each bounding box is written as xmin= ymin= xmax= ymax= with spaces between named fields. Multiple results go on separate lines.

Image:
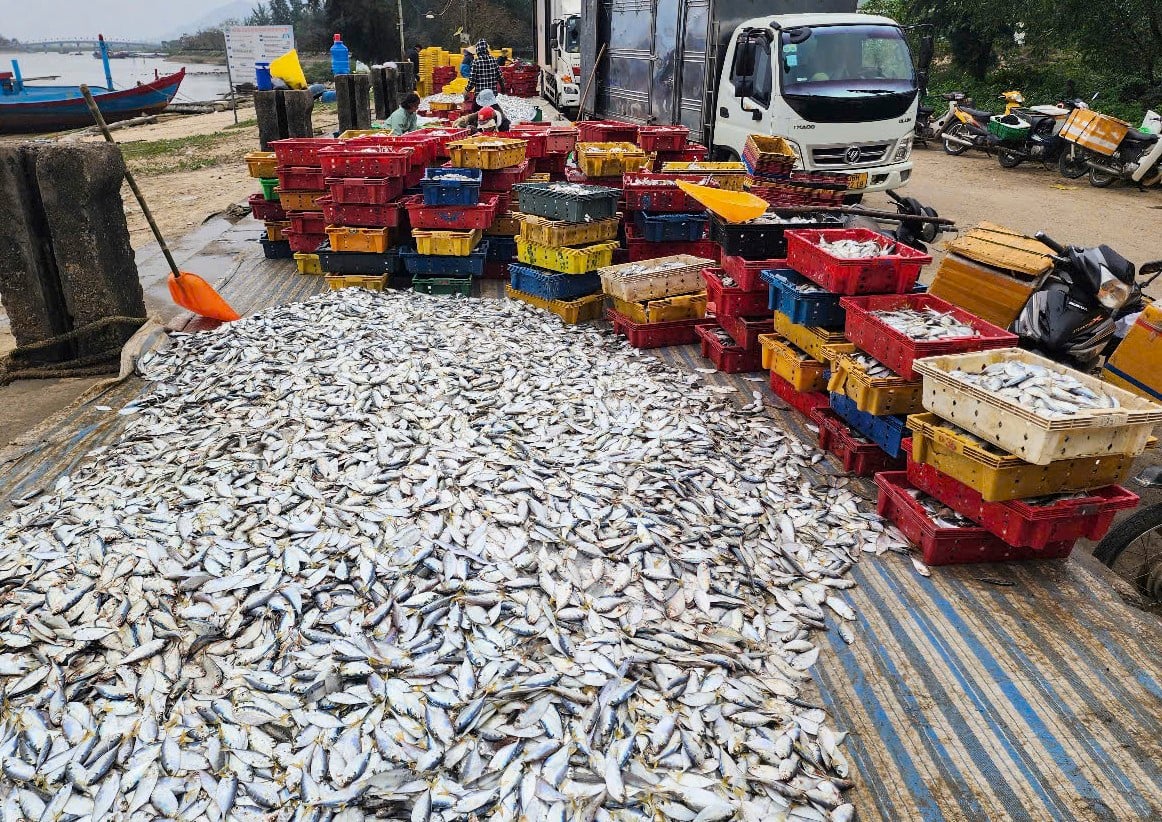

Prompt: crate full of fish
xmin=513 ymin=182 xmax=620 ymax=223
xmin=399 ymin=243 xmax=490 ymax=277
xmin=495 ymin=129 xmax=549 ymax=159
xmin=318 ymin=144 xmax=414 ymax=177
xmin=512 ymin=121 xmax=579 ymax=153
xmin=825 ymin=344 xmax=925 ymax=417
xmin=913 ymin=349 xmax=1162 ymax=465
xmin=599 ymin=255 xmax=714 ymax=303
xmin=770 ymin=370 xmax=831 ymax=423
xmin=762 ymin=268 xmax=845 ymax=328
xmin=419 ymin=168 xmax=482 ymax=206
xmin=697 ymin=323 xmax=765 ymax=373
xmin=874 ymin=472 xmax=1073 ymax=566
xmin=701 ymin=267 xmax=770 ymax=319
xmin=508 ymin=263 xmax=602 ymax=302
xmin=785 ymin=228 xmax=932 ymax=295
xmin=623 ymin=223 xmax=720 ymax=264
xmin=658 ymin=161 xmax=747 ymax=190
xmin=505 ymin=285 xmax=605 ymax=325
xmin=710 ymin=213 xmax=843 ymax=260
xmin=816 ymin=408 xmax=906 ymax=478
xmin=761 ymin=334 xmax=828 ymax=393
xmin=839 ymin=293 xmax=1018 ymax=381
xmin=623 ymin=172 xmax=714 ymax=212
xmin=317 ymin=197 xmax=401 ymax=230
xmin=632 ymin=212 xmax=708 ymax=243
xmin=905 ymin=455 xmax=1138 ymax=550
xmin=718 ymin=313 xmax=773 ymax=352
xmin=316 ymin=242 xmax=399 ymax=275
xmin=637 ymin=124 xmax=690 ymax=152
xmin=480 ymin=160 xmax=533 ymax=192
xmin=327 ymin=176 xmax=404 ymax=206
xmin=830 ymin=391 xmax=909 ymax=459
xmin=609 ymin=292 xmax=707 ymax=325
xmin=515 ymin=238 xmax=619 ymax=275
xmin=575 ymin=142 xmax=651 ymax=177
xmin=608 ymin=309 xmax=705 ymax=349
xmin=774 ymin=311 xmax=847 ymax=363
xmin=403 ymin=194 xmax=500 ymax=231
xmin=412 ymin=229 xmax=482 ymax=257
xmin=517 ymin=214 xmax=620 ymax=248
xmin=446 ymin=136 xmax=528 ymax=170
xmin=654 ymin=143 xmax=710 ymax=166
xmin=720 ymin=254 xmax=787 ymax=292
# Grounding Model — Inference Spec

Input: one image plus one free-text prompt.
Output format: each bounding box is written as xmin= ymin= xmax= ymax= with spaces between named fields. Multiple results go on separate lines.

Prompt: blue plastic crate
xmin=632 ymin=211 xmax=708 ymax=243
xmin=419 ymin=168 xmax=482 ymax=207
xmin=829 ymin=392 xmax=909 ymax=459
xmin=761 ymin=268 xmax=845 ymax=328
xmin=399 ymin=241 xmax=490 ymax=277
xmin=508 ymin=263 xmax=601 ymax=301
xmin=487 ymin=236 xmax=518 ymax=262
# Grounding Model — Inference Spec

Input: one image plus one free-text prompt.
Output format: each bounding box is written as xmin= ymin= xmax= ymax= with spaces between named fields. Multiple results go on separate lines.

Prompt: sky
xmin=3 ymin=0 xmax=240 ymax=42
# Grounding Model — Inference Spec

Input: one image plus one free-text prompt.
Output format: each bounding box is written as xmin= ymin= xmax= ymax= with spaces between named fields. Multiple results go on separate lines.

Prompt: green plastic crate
xmin=413 ymin=277 xmax=473 ymax=296
xmin=259 ymin=177 xmax=279 ymax=201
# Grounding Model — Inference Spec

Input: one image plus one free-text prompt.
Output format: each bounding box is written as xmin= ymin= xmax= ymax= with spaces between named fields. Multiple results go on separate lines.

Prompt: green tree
xmin=325 ymin=0 xmax=401 ymax=63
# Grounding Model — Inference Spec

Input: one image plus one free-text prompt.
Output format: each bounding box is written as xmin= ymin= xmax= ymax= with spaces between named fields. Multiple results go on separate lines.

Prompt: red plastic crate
xmin=816 ymin=408 xmax=905 ymax=477
xmin=403 ymin=194 xmax=499 ymax=230
xmin=405 ymin=165 xmax=425 ymax=189
xmin=770 ymin=370 xmax=830 ymax=422
xmin=276 ymin=166 xmax=326 ymax=191
xmin=493 ymin=191 xmax=512 ymax=215
xmin=624 ymin=223 xmax=719 ymax=263
xmin=637 ymin=125 xmax=690 ymax=152
xmin=702 ymin=266 xmax=770 ymax=318
xmin=608 ymin=309 xmax=703 ymax=349
xmin=318 ymin=196 xmax=401 ymax=229
xmin=348 ymin=132 xmax=457 ymax=165
xmin=319 ymin=145 xmax=414 ymax=178
xmin=480 ymin=160 xmax=532 ymax=192
xmin=483 ymin=260 xmax=509 ymax=279
xmin=327 ymin=177 xmax=405 ymax=206
xmin=288 ymin=210 xmax=326 ymax=235
xmin=721 ymin=254 xmax=787 ymax=292
xmin=534 ymin=154 xmax=569 ymax=177
xmin=249 ymin=193 xmax=286 ymax=221
xmin=785 ymin=228 xmax=932 ymax=295
xmin=623 ymin=172 xmax=715 ymax=212
xmin=577 ymin=120 xmax=638 ymax=143
xmin=496 ymin=131 xmax=547 ymax=159
xmin=656 ymin=144 xmax=710 ymax=166
xmin=284 ymin=229 xmax=327 ymax=253
xmin=270 ymin=138 xmax=342 ymax=167
xmin=696 ymin=322 xmax=765 ymax=373
xmin=875 ymin=472 xmax=1075 ymax=566
xmin=717 ymin=313 xmax=773 ymax=351
xmin=904 ymin=451 xmax=1138 ymax=550
xmin=564 ymin=167 xmax=623 ymax=188
xmin=839 ymin=293 xmax=1019 ymax=380
xmin=513 ymin=123 xmax=578 ymax=154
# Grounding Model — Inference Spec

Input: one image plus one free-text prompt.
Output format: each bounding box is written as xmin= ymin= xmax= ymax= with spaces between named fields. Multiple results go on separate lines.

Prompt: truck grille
xmin=812 ymin=143 xmax=891 ymax=167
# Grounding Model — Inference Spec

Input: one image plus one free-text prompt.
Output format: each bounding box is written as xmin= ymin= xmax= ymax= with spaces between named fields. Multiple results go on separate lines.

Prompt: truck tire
xmin=1093 ymin=504 xmax=1162 ymax=603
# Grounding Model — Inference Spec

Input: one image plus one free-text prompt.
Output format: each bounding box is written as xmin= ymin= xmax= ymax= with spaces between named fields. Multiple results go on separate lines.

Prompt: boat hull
xmin=0 ymin=69 xmax=185 ymax=134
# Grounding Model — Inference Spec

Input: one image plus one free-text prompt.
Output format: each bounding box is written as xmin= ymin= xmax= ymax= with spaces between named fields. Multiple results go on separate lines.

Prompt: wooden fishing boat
xmin=0 ymin=68 xmax=185 ymax=134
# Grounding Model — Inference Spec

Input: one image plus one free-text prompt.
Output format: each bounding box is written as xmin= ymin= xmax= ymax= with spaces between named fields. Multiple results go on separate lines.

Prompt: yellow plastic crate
xmin=518 ymin=214 xmax=620 ymax=248
xmin=429 ymin=100 xmax=460 ymax=112
xmin=906 ymin=413 xmax=1139 ymax=502
xmin=325 ymin=226 xmax=391 ymax=254
xmin=442 ymin=77 xmax=469 ymax=94
xmin=576 ymin=142 xmax=650 ymax=177
xmin=486 ymin=214 xmax=522 ymax=237
xmin=294 ymin=252 xmax=322 ymax=275
xmin=516 ymin=238 xmax=619 ymax=275
xmin=774 ymin=311 xmax=846 ymax=362
xmin=447 ymin=137 xmax=527 ymax=170
xmin=277 ymin=189 xmax=325 ymax=211
xmin=264 ymin=220 xmax=291 ymax=242
xmin=245 ymin=151 xmax=278 ymax=178
xmin=660 ymin=161 xmax=747 ymax=191
xmin=505 ymin=285 xmax=605 ymax=324
xmin=760 ymin=334 xmax=828 ymax=393
xmin=610 ymin=292 xmax=706 ymax=324
xmin=413 ymin=229 xmax=482 ymax=256
xmin=325 ymin=274 xmax=388 ymax=291
xmin=828 ymin=347 xmax=924 ymax=416
xmin=339 ymin=129 xmax=382 ymax=140
xmin=526 ymin=173 xmax=552 ymax=184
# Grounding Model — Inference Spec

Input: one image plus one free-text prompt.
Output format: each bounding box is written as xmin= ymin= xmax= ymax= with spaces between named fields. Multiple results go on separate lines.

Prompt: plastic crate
xmin=505 ymin=285 xmax=605 ymax=324
xmin=399 ymin=243 xmax=489 ymax=277
xmin=486 ymin=213 xmax=522 ymax=237
xmin=608 ymin=309 xmax=704 ymax=349
xmin=260 ymin=235 xmax=294 ymax=259
xmin=495 ymin=130 xmax=548 ymax=159
xmin=277 ymin=190 xmax=326 ymax=211
xmin=482 ymin=260 xmax=508 ymax=279
xmin=317 ymin=197 xmax=401 ymax=229
xmin=517 ymin=214 xmax=620 ymax=248
xmin=623 ymin=223 xmax=720 ymax=264
xmin=742 ymin=135 xmax=798 ymax=179
xmin=288 ymin=211 xmax=326 ymax=236
xmin=609 ymin=292 xmax=706 ymax=325
xmin=259 ymin=177 xmax=279 ymax=200
xmin=284 ymin=229 xmax=326 ymax=253
xmin=420 ymin=168 xmax=482 ymax=206
xmin=413 ymin=277 xmax=473 ymax=296
xmin=633 ymin=212 xmax=708 ymax=243
xmin=353 ymin=134 xmax=432 ymax=166
xmin=271 ymin=138 xmax=342 ymax=167
xmin=718 ymin=313 xmax=772 ymax=351
xmin=874 ymin=472 xmax=1075 ymax=566
xmin=816 ymin=408 xmax=906 ymax=477
xmin=702 ymin=267 xmax=770 ymax=318
xmin=295 ymin=253 xmax=322 ymax=275
xmin=655 ymin=144 xmax=709 ymax=165
xmin=830 ymin=392 xmax=908 ymax=459
xmin=839 ymin=293 xmax=1019 ymax=381
xmin=246 ymin=151 xmax=278 ymax=179
xmin=263 ymin=220 xmax=290 ymax=242
xmin=697 ymin=323 xmax=765 ymax=373
xmin=577 ymin=121 xmax=638 ymax=143
xmin=516 ymin=237 xmax=618 ymax=275
xmin=658 ymin=162 xmax=747 ymax=190
xmin=770 ymin=370 xmax=831 ymax=423
xmin=637 ymin=125 xmax=690 ymax=152
xmin=447 ymin=137 xmax=527 ymax=170
xmin=249 ymin=193 xmax=286 ymax=221
xmin=412 ymin=229 xmax=482 ymax=256
xmin=486 ymin=235 xmax=517 ymax=261
xmin=710 ymin=213 xmax=843 ymax=259
xmin=480 ymin=160 xmax=533 ymax=192
xmin=827 ymin=346 xmax=924 ymax=416
xmin=508 ymin=263 xmax=601 ymax=301
xmin=761 ymin=334 xmax=828 ymax=393
xmin=774 ymin=311 xmax=847 ymax=362
xmin=316 ymin=242 xmax=398 ymax=275
xmin=913 ymin=349 xmax=1162 ymax=466
xmin=276 ymin=166 xmax=327 ymax=192
xmin=785 ymin=228 xmax=932 ymax=295
xmin=721 ymin=255 xmax=786 ymax=292
xmin=319 ymin=145 xmax=414 ymax=178
xmin=907 ymin=413 xmax=1141 ymax=502
xmin=403 ymin=194 xmax=499 ymax=230
xmin=325 ymin=273 xmax=388 ymax=291
xmin=576 ymin=142 xmax=651 ymax=177
xmin=324 ymin=226 xmax=390 ymax=254
xmin=623 ymin=172 xmax=713 ymax=212
xmin=988 ymin=115 xmax=1032 ymax=142
xmin=513 ymin=122 xmax=579 ymax=154
xmin=761 ymin=268 xmax=844 ymax=328
xmin=513 ymin=182 xmax=620 ymax=223
xmin=599 ymin=254 xmax=715 ymax=302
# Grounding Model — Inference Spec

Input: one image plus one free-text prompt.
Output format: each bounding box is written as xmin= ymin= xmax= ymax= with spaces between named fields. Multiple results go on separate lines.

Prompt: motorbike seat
xmin=1122 ymin=128 xmax=1159 ymax=145
xmin=942 ymin=92 xmax=966 ymax=102
xmin=960 ymin=107 xmax=994 ymax=122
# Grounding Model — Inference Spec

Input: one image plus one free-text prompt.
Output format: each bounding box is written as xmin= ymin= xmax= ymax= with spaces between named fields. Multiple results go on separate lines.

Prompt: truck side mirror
xmin=550 ymin=38 xmax=558 ymax=51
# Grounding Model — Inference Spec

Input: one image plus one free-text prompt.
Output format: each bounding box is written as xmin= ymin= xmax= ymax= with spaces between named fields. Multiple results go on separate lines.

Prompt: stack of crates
xmin=245 ymin=149 xmax=292 ymax=260
xmin=740 ymin=134 xmax=853 ymax=207
xmin=637 ymin=124 xmax=708 ymax=169
xmin=601 ymin=254 xmax=716 ymax=348
xmin=271 ymin=138 xmax=338 ymax=270
xmin=622 ymin=172 xmax=719 ymax=262
xmin=697 ymin=260 xmax=770 ymax=373
xmin=499 ymin=61 xmax=540 ymax=97
xmin=506 ymin=181 xmax=620 ymax=323
xmin=416 ymin=46 xmax=442 ymax=97
xmin=512 ymin=122 xmax=578 ymax=180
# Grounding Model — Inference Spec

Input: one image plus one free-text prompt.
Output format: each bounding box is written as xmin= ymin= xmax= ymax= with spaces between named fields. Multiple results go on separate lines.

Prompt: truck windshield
xmin=780 ymin=25 xmax=913 ymax=93
xmin=564 ymin=16 xmax=581 ymax=54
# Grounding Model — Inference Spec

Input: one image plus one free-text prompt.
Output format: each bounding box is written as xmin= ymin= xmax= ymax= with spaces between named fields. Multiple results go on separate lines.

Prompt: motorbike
xmin=841 ymin=190 xmax=945 ymax=253
xmin=1059 ymin=110 xmax=1162 ymax=188
xmin=1095 ymin=466 xmax=1162 ymax=605
xmin=942 ymin=90 xmax=1026 ymax=156
xmin=1010 ymin=233 xmax=1160 ymax=371
xmin=915 ymin=91 xmax=967 ymax=146
xmin=994 ymin=98 xmax=1091 ymax=169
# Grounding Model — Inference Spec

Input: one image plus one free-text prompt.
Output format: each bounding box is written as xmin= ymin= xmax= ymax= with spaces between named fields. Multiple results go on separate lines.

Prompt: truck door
xmin=713 ymin=28 xmax=775 ymax=158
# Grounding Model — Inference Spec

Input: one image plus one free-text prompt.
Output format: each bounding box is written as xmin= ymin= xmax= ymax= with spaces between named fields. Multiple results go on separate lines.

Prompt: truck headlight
xmin=894 ymin=137 xmax=912 ymax=162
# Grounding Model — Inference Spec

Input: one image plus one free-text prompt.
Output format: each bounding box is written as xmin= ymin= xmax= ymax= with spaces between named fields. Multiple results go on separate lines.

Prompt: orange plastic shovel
xmin=81 ymin=86 xmax=240 ymax=322
xmin=675 ymin=180 xmax=770 ymax=224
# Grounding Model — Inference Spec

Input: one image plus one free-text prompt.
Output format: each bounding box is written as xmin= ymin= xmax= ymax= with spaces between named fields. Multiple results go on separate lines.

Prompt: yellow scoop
xmin=676 ymin=181 xmax=769 ymax=223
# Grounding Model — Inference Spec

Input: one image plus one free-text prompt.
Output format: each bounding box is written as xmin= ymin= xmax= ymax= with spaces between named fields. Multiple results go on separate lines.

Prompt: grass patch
xmin=120 ymin=129 xmax=249 ymax=176
xmin=225 ymin=117 xmax=259 ymax=130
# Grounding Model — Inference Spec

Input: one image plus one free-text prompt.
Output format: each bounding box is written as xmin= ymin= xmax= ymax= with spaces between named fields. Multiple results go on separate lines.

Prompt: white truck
xmin=579 ymin=0 xmax=919 ymax=193
xmin=534 ymin=0 xmax=583 ymax=118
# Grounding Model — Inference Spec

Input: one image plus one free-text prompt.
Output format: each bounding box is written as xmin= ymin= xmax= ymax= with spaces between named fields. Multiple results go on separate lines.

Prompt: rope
xmin=0 ymin=316 xmax=147 ymax=386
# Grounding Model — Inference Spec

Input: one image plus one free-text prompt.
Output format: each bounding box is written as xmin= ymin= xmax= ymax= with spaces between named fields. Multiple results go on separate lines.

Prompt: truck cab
xmin=715 ymin=14 xmax=916 ymax=191
xmin=536 ymin=0 xmax=583 ymax=117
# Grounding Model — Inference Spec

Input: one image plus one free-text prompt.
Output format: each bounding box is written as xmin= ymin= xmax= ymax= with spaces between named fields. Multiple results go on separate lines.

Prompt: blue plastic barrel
xmin=255 ymin=62 xmax=273 ymax=91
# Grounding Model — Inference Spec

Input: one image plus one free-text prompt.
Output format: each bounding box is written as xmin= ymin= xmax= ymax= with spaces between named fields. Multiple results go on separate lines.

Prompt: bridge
xmin=15 ymin=40 xmax=163 ymax=53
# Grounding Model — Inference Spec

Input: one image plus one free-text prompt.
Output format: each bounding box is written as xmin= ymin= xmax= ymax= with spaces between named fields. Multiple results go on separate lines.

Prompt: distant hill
xmin=161 ymin=1 xmax=255 ymax=41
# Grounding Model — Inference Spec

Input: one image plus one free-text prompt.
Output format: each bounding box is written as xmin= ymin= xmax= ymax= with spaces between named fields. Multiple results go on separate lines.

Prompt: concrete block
xmin=255 ymin=89 xmax=315 ymax=148
xmin=400 ymin=62 xmax=415 ymax=93
xmin=336 ymin=75 xmax=372 ymax=133
xmin=283 ymin=90 xmax=315 ymax=138
xmin=370 ymin=68 xmax=388 ymax=119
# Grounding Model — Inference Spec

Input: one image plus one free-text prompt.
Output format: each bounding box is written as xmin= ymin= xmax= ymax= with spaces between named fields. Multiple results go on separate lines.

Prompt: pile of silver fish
xmin=817 ymin=238 xmax=894 ymax=259
xmin=842 ymin=352 xmax=895 ymax=380
xmin=906 ymin=490 xmax=977 ymax=529
xmin=871 ymin=307 xmax=977 ymax=341
xmin=0 ymin=290 xmax=887 ymax=821
xmin=949 ymin=360 xmax=1119 ymax=418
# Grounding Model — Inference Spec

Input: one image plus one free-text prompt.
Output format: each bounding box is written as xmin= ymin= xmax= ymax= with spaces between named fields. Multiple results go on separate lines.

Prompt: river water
xmin=0 ymin=51 xmax=231 ymax=102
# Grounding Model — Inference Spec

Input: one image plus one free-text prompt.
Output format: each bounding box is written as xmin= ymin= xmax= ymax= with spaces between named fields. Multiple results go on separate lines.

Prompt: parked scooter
xmin=915 ymin=91 xmax=967 ymax=146
xmin=1059 ymin=110 xmax=1162 ymax=187
xmin=942 ymin=90 xmax=1025 ymax=156
xmin=1011 ymin=234 xmax=1159 ymax=371
xmin=994 ymin=98 xmax=1090 ymax=169
xmin=841 ymin=191 xmax=945 ymax=253
xmin=1095 ymin=465 xmax=1162 ymax=605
